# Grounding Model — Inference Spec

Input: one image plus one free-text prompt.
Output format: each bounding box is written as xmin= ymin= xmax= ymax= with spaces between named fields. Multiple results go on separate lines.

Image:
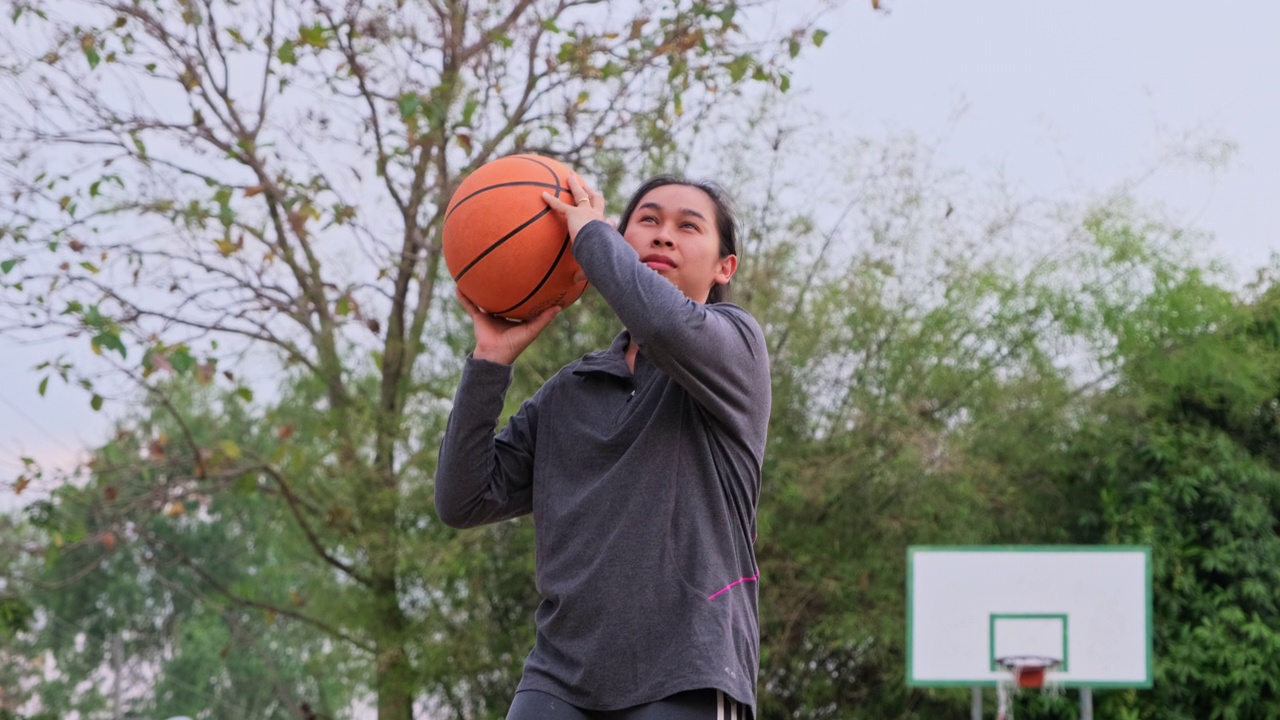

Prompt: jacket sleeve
xmin=434 ymin=355 xmax=542 ymax=528
xmin=571 ymin=220 xmax=770 ymax=440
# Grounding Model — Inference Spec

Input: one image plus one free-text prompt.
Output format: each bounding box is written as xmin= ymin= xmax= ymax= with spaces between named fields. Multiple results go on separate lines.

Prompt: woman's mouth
xmin=641 ymin=253 xmax=676 ymax=271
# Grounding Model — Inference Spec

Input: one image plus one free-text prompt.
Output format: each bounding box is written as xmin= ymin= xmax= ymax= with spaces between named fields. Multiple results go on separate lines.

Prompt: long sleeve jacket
xmin=435 ymin=220 xmax=772 ymax=712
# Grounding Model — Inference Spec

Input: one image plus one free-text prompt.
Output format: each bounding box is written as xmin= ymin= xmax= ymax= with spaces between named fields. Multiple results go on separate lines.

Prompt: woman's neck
xmin=625 ymin=341 xmax=639 ymax=374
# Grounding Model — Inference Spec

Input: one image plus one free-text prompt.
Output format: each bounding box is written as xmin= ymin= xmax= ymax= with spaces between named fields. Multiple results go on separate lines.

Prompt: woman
xmin=435 ymin=173 xmax=771 ymax=720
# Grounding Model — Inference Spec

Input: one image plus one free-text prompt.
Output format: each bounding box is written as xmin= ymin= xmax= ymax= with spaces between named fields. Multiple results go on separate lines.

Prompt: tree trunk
xmin=373 ymin=557 xmax=413 ymax=720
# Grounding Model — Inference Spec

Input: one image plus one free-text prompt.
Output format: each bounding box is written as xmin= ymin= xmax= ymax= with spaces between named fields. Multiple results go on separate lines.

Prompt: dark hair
xmin=617 ymin=175 xmax=740 ymax=304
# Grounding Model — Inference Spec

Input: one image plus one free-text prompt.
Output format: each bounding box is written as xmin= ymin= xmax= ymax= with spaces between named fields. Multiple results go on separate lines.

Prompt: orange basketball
xmin=442 ymin=154 xmax=588 ymax=321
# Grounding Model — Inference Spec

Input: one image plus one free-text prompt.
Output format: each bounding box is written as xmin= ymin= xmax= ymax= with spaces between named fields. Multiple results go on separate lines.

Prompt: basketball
xmin=442 ymin=154 xmax=589 ymax=321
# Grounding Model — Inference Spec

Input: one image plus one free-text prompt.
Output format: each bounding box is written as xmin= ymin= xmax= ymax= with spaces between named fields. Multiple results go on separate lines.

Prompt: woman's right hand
xmin=542 ymin=174 xmax=606 ymax=243
xmin=457 ymin=288 xmax=560 ymax=366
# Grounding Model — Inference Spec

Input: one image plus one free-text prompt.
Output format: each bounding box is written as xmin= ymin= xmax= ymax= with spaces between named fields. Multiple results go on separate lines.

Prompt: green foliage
xmin=698 ymin=119 xmax=1093 ymax=717
xmin=0 ymin=1 xmax=830 ymax=718
xmin=701 ymin=108 xmax=1280 ymax=717
xmin=5 ymin=0 xmax=1278 ymax=716
xmin=0 ymin=595 xmax=34 ymax=637
xmin=6 ymin=382 xmax=363 ymax=718
xmin=1061 ymin=278 xmax=1280 ymax=719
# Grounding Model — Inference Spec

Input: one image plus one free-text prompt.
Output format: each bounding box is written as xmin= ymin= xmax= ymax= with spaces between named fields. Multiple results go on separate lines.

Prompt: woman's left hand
xmin=542 ymin=174 xmax=607 ymax=242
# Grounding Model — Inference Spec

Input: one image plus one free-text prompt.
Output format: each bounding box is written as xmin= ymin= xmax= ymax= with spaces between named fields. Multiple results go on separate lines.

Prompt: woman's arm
xmin=434 ymin=357 xmax=542 ymax=528
xmin=573 ymin=220 xmax=770 ymax=433
xmin=435 ymin=283 xmax=562 ymax=528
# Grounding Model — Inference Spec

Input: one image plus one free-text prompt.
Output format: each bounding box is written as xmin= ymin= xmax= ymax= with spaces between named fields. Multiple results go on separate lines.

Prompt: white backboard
xmin=907 ymin=546 xmax=1152 ymax=687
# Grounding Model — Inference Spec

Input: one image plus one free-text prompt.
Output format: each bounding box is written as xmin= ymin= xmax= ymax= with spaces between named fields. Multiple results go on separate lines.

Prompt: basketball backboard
xmin=906 ymin=546 xmax=1152 ymax=688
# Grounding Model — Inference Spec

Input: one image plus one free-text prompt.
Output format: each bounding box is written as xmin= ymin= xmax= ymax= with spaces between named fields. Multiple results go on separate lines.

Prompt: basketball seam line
xmin=490 ymin=231 xmax=573 ymax=316
xmin=454 ymin=205 xmax=555 ymax=281
xmin=448 ymin=154 xmax=572 ymax=316
xmin=444 ymin=180 xmax=567 ymax=221
xmin=449 ymin=155 xmax=568 ymax=281
xmin=444 ymin=154 xmax=565 ymax=220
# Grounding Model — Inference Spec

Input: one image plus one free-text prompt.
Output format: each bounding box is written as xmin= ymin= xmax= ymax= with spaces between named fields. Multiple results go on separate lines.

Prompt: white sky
xmin=792 ymin=0 xmax=1278 ymax=276
xmin=3 ymin=0 xmax=1278 ymax=494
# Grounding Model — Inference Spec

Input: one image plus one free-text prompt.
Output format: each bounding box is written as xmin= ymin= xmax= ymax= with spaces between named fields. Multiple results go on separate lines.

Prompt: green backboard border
xmin=906 ymin=545 xmax=1153 ymax=688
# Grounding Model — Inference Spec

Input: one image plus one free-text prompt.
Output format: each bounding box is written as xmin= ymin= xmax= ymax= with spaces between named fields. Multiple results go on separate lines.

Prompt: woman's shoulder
xmin=706 ymin=302 xmax=768 ymax=353
xmin=708 ymin=301 xmax=758 ymax=323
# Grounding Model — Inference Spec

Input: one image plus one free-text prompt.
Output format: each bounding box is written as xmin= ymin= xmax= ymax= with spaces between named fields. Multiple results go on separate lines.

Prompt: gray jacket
xmin=435 ymin=220 xmax=771 ymax=712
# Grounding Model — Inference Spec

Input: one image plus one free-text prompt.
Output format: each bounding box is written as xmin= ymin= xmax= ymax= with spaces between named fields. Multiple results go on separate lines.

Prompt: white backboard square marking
xmin=990 ymin=614 xmax=1067 ymax=670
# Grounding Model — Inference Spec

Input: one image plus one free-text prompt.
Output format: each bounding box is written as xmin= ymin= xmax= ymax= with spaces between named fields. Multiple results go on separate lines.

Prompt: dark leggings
xmin=505 ymin=688 xmax=750 ymax=720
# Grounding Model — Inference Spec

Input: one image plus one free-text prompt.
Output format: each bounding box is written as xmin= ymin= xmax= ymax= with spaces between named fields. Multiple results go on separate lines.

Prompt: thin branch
xmin=772 ymin=192 xmax=864 ymax=359
xmin=456 ymin=0 xmax=539 ymax=68
xmin=149 ymin=529 xmax=375 ymax=654
xmin=326 ymin=3 xmax=407 ymax=212
xmin=255 ymin=462 xmax=374 ymax=588
xmin=30 ymin=549 xmax=110 ymax=590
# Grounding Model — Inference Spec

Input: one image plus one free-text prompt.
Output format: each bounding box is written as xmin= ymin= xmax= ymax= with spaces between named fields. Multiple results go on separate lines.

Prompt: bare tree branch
xmin=256 ymin=462 xmax=373 ymax=587
xmin=148 ymin=529 xmax=375 ymax=654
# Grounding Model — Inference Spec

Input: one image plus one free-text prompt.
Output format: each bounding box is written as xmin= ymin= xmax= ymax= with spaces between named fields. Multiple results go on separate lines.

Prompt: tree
xmin=11 ymin=382 xmax=362 ymax=719
xmin=1060 ymin=254 xmax=1280 ymax=719
xmin=12 ymin=2 xmax=1269 ymax=716
xmin=0 ymin=517 xmax=41 ymax=719
xmin=0 ymin=1 xmax=829 ymax=717
xmin=707 ymin=107 xmax=1252 ymax=717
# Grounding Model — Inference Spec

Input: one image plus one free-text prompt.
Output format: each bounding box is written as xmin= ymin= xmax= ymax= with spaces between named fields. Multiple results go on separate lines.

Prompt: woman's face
xmin=621 ymin=184 xmax=737 ymax=304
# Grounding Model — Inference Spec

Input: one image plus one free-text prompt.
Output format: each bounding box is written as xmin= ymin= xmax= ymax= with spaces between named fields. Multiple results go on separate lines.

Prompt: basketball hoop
xmin=995 ymin=656 xmax=1062 ymax=720
xmin=997 ymin=655 xmax=1061 ymax=688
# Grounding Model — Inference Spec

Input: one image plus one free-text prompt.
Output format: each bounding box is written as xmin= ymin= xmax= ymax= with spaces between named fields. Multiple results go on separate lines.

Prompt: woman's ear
xmin=715 ymin=254 xmax=738 ymax=286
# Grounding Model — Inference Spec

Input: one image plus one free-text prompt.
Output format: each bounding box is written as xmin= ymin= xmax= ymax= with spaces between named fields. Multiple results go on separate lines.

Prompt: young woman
xmin=435 ymin=173 xmax=771 ymax=719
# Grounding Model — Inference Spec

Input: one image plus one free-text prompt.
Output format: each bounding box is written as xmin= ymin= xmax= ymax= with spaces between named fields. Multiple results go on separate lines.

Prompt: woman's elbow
xmin=433 ymin=492 xmax=477 ymax=529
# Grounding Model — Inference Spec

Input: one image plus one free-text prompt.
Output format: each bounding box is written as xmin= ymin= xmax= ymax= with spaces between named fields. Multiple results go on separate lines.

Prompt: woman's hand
xmin=542 ymin=174 xmax=607 ymax=242
xmin=458 ymin=288 xmax=560 ymax=366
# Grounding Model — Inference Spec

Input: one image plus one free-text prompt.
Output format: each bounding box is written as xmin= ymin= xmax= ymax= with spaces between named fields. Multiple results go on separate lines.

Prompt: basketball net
xmin=994 ymin=656 xmax=1063 ymax=720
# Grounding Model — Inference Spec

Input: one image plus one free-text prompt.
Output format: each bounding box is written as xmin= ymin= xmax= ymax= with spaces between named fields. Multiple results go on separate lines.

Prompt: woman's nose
xmin=651 ymin=233 xmax=674 ymax=248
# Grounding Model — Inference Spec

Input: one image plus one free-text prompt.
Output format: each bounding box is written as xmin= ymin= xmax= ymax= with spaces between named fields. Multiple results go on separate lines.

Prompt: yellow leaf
xmin=13 ymin=475 xmax=30 ymax=494
xmin=220 ymin=439 xmax=242 ymax=459
xmin=53 ymin=532 xmax=64 ymax=548
xmin=165 ymin=502 xmax=186 ymax=517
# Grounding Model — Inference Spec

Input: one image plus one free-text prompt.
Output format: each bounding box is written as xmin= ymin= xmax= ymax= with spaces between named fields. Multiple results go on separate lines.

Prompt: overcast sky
xmin=792 ymin=0 xmax=1277 ymax=275
xmin=3 ymin=0 xmax=1277 ymax=494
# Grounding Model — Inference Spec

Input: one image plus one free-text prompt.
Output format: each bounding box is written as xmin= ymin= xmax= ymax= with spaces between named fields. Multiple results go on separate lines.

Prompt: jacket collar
xmin=571 ymin=331 xmax=633 ymax=379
